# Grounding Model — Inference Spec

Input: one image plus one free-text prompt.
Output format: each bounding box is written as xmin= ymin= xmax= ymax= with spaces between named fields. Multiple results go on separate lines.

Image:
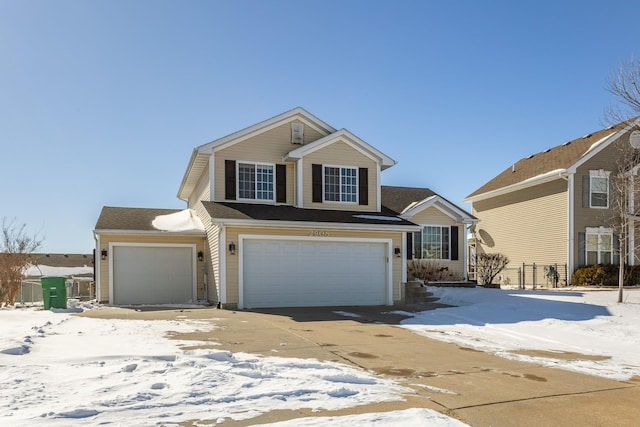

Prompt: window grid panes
xmin=238 ymin=162 xmax=274 ymax=201
xmin=590 ymin=176 xmax=609 ymax=207
xmin=586 ymin=231 xmax=612 ymax=264
xmin=324 ymin=166 xmax=357 ymax=202
xmin=413 ymin=226 xmax=450 ymax=260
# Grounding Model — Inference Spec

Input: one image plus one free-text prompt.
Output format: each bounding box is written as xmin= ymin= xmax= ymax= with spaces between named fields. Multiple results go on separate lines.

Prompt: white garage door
xmin=112 ymin=245 xmax=194 ymax=305
xmin=242 ymin=239 xmax=388 ymax=308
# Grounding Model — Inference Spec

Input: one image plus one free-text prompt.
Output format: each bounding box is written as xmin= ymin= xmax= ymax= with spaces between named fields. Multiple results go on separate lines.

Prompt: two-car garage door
xmin=241 ymin=238 xmax=389 ymax=308
xmin=112 ymin=245 xmax=195 ymax=305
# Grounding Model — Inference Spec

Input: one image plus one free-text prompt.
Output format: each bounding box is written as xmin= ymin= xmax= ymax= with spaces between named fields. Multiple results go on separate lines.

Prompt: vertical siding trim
xmin=401 ymin=232 xmax=407 ymax=283
xmin=567 ymin=173 xmax=575 ymax=283
xmin=209 ymin=153 xmax=215 ymax=202
xmin=296 ymin=159 xmax=303 ymax=208
xmin=219 ymin=224 xmax=227 ymax=304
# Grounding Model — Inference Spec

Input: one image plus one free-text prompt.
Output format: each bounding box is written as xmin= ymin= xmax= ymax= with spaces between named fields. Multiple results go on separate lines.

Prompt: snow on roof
xmin=23 ymin=264 xmax=93 ymax=278
xmin=151 ymin=209 xmax=204 ymax=232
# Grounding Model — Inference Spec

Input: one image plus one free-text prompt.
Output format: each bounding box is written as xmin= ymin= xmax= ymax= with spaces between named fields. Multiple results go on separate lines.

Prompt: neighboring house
xmin=464 ymin=118 xmax=640 ymax=285
xmin=94 ymin=107 xmax=474 ymax=308
xmin=19 ymin=253 xmax=95 ymax=302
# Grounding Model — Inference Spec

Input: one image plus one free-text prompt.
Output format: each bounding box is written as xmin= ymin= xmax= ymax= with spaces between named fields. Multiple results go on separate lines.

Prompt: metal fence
xmin=18 ymin=278 xmax=95 ymax=305
xmin=495 ymin=263 xmax=569 ymax=290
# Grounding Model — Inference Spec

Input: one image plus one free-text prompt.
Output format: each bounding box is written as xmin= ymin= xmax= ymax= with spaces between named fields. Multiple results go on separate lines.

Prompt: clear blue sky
xmin=2 ymin=0 xmax=639 ymax=254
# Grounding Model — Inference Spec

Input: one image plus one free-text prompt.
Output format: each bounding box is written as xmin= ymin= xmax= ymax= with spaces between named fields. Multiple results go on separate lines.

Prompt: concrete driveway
xmin=81 ymin=305 xmax=640 ymax=426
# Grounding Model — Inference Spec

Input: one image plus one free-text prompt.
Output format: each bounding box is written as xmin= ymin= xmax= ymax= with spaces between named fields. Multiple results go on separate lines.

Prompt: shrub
xmin=476 ymin=253 xmax=509 ymax=285
xmin=571 ymin=264 xmax=640 ymax=286
xmin=407 ymin=259 xmax=462 ymax=282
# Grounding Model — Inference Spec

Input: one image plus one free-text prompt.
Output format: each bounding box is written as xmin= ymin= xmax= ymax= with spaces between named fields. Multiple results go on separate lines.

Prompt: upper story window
xmin=238 ymin=162 xmax=274 ymax=201
xmin=324 ymin=166 xmax=357 ymax=203
xmin=413 ymin=225 xmax=450 ymax=260
xmin=589 ymin=170 xmax=610 ymax=208
xmin=586 ymin=227 xmax=612 ymax=264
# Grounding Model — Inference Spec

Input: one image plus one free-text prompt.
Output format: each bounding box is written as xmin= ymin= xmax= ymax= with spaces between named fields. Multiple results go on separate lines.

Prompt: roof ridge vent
xmin=543 ymin=148 xmax=551 ymax=153
xmin=527 ymin=154 xmax=535 ymax=159
xmin=563 ymin=140 xmax=572 ymax=146
xmin=582 ymin=133 xmax=592 ymax=139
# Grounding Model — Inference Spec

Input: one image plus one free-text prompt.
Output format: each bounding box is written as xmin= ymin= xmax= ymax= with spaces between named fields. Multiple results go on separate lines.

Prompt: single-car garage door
xmin=242 ymin=239 xmax=388 ymax=308
xmin=112 ymin=245 xmax=195 ymax=305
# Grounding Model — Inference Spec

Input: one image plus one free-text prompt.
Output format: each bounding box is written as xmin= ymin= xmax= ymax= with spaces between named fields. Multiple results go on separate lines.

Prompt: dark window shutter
xmin=578 ymin=232 xmax=586 ymax=267
xmin=406 ymin=232 xmax=413 ymax=260
xmin=613 ymin=234 xmax=620 ymax=265
xmin=582 ymin=176 xmax=590 ymax=208
xmin=450 ymin=225 xmax=459 ymax=260
xmin=312 ymin=164 xmax=322 ymax=203
xmin=225 ymin=160 xmax=236 ymax=200
xmin=358 ymin=167 xmax=369 ymax=206
xmin=276 ymin=164 xmax=286 ymax=203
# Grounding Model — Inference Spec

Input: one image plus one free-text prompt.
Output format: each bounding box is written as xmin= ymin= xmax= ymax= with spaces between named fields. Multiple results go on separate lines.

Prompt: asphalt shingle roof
xmin=94 ymin=207 xmax=183 ymax=231
xmin=200 ymin=201 xmax=417 ymax=226
xmin=466 ymin=120 xmax=631 ymax=199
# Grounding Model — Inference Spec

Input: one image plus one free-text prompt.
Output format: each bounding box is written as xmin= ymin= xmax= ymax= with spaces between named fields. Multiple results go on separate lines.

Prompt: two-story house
xmin=465 ymin=118 xmax=640 ymax=286
xmin=94 ymin=108 xmax=476 ymax=308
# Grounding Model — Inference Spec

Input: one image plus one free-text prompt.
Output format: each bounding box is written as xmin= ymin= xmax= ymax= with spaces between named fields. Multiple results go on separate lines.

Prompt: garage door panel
xmin=113 ymin=246 xmax=194 ymax=305
xmin=243 ymin=239 xmax=387 ymax=308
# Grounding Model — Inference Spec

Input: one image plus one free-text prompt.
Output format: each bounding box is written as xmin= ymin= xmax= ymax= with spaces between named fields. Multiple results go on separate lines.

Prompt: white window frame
xmin=585 ymin=227 xmax=613 ymax=265
xmin=322 ymin=164 xmax=358 ymax=204
xmin=237 ymin=161 xmax=275 ymax=202
xmin=413 ymin=225 xmax=450 ymax=260
xmin=589 ymin=170 xmax=610 ymax=209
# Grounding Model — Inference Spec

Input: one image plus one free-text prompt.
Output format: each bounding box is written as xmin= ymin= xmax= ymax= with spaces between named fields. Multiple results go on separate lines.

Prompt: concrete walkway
xmin=81 ymin=305 xmax=640 ymax=426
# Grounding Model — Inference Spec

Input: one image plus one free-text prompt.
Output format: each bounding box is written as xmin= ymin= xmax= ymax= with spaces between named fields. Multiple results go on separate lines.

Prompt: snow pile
xmin=253 ymin=408 xmax=468 ymax=426
xmin=151 ymin=209 xmax=204 ymax=232
xmin=0 ymin=308 xmax=433 ymax=426
xmin=401 ymin=287 xmax=640 ymax=380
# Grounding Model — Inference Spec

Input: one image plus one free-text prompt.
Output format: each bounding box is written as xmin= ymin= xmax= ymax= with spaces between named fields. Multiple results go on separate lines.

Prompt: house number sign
xmin=309 ymin=230 xmax=329 ymax=237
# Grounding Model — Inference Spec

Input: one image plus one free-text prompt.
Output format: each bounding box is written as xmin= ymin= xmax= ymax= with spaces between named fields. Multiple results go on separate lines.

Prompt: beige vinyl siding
xmin=187 ymin=168 xmax=211 ymax=208
xmin=406 ymin=206 xmax=466 ymax=279
xmin=213 ymin=120 xmax=324 ymax=204
xmin=302 ymin=140 xmax=378 ymax=211
xmin=221 ymin=226 xmax=403 ymax=307
xmin=472 ymin=179 xmax=568 ymax=284
xmin=96 ymin=234 xmax=206 ymax=303
xmin=194 ymin=202 xmax=220 ymax=303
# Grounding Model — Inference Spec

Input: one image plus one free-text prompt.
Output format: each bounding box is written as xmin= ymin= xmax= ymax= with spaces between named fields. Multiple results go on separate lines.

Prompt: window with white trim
xmin=586 ymin=227 xmax=612 ymax=264
xmin=238 ymin=162 xmax=274 ymax=201
xmin=324 ymin=166 xmax=357 ymax=203
xmin=590 ymin=170 xmax=610 ymax=208
xmin=413 ymin=226 xmax=450 ymax=260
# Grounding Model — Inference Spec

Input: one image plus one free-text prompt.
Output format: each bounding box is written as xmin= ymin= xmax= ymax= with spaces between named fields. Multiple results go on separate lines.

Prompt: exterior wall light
xmin=197 ymin=251 xmax=204 ymax=261
xmin=394 ymin=247 xmax=401 ymax=257
xmin=229 ymin=242 xmax=236 ymax=255
xmin=101 ymin=249 xmax=108 ymax=260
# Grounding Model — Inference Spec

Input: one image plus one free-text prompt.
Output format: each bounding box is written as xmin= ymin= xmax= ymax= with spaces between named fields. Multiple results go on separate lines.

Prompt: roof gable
xmin=381 ymin=186 xmax=477 ymax=223
xmin=285 ymin=129 xmax=396 ymax=170
xmin=178 ymin=107 xmax=336 ymax=200
xmin=465 ymin=119 xmax=639 ymax=202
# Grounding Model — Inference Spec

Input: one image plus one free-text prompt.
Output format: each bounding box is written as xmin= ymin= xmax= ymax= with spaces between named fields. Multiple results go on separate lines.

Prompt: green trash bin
xmin=40 ymin=277 xmax=67 ymax=310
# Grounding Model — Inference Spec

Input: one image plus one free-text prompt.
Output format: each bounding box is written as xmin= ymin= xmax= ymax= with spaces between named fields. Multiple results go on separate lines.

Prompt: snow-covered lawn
xmin=0 ymin=304 xmax=465 ymax=427
xmin=401 ymin=287 xmax=640 ymax=381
